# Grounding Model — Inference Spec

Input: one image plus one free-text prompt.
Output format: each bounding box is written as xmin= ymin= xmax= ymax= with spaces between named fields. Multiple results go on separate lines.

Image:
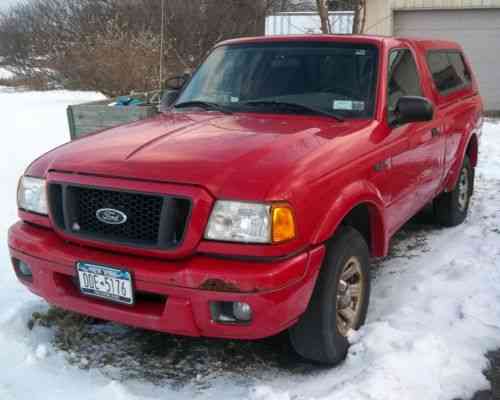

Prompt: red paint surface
xmin=9 ymin=222 xmax=325 ymax=338
xmin=9 ymin=35 xmax=483 ymax=338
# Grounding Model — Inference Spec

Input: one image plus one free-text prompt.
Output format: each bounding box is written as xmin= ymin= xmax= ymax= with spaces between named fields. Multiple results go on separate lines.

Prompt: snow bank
xmin=0 ymin=67 xmax=15 ymax=80
xmin=0 ymin=91 xmax=499 ymax=400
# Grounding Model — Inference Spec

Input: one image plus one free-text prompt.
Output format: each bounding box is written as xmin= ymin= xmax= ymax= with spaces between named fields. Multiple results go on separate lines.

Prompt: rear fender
xmin=445 ymin=132 xmax=479 ymax=192
xmin=312 ymin=181 xmax=387 ymax=257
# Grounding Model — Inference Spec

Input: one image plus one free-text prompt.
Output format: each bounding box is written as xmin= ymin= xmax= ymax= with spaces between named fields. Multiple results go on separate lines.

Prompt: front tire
xmin=289 ymin=227 xmax=371 ymax=364
xmin=434 ymin=156 xmax=474 ymax=227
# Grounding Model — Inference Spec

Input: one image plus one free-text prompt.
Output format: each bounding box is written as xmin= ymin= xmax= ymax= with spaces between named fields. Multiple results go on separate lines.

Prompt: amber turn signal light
xmin=271 ymin=204 xmax=296 ymax=243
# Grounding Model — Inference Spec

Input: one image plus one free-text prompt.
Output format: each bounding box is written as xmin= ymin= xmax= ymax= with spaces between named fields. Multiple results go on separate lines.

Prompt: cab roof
xmin=217 ymin=34 xmax=463 ymax=51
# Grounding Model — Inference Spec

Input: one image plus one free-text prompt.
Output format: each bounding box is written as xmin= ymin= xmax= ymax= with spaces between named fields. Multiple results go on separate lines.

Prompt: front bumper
xmin=8 ymin=222 xmax=325 ymax=339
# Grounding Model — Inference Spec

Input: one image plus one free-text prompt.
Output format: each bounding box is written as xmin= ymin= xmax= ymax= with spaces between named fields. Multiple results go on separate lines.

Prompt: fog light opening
xmin=233 ymin=302 xmax=252 ymax=322
xmin=210 ymin=301 xmax=253 ymax=324
xmin=13 ymin=258 xmax=33 ymax=281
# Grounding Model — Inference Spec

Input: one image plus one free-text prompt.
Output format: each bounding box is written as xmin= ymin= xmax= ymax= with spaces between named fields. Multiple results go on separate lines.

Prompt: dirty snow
xmin=0 ymin=88 xmax=499 ymax=400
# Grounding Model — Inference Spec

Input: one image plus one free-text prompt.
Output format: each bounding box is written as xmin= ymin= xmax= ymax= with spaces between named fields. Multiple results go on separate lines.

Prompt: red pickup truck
xmin=9 ymin=35 xmax=482 ymax=364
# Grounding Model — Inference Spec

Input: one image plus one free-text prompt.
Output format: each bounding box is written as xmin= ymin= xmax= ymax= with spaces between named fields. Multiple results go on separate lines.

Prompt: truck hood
xmin=28 ymin=112 xmax=372 ymax=199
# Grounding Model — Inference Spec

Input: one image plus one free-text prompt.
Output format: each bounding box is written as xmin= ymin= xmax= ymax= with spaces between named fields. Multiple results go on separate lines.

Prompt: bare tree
xmin=328 ymin=0 xmax=366 ymax=33
xmin=353 ymin=0 xmax=367 ymax=34
xmin=0 ymin=0 xmax=287 ymax=94
xmin=161 ymin=0 xmax=283 ymax=72
xmin=316 ymin=0 xmax=331 ymax=34
xmin=274 ymin=0 xmax=316 ymax=11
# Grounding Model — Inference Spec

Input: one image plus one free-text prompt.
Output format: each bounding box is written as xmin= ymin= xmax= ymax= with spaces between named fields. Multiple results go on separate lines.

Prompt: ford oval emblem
xmin=96 ymin=208 xmax=128 ymax=225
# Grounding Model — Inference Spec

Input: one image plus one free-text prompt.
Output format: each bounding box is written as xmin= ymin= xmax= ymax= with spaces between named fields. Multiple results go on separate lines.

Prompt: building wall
xmin=365 ymin=0 xmax=500 ymax=35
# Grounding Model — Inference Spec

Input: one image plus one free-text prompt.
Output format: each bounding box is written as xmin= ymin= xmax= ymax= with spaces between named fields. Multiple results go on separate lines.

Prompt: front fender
xmin=312 ymin=180 xmax=387 ymax=257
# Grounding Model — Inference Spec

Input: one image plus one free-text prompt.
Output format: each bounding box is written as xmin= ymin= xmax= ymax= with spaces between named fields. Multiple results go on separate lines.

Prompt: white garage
xmin=393 ymin=9 xmax=500 ymax=112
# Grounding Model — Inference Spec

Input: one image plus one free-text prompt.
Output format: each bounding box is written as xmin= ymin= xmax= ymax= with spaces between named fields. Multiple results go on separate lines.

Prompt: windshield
xmin=176 ymin=42 xmax=379 ymax=119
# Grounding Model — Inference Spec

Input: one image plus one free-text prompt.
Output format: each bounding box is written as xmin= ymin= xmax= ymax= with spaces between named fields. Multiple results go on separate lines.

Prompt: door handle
xmin=431 ymin=128 xmax=441 ymax=138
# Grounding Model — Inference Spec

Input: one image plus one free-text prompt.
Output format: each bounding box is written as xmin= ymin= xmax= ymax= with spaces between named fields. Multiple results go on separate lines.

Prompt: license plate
xmin=77 ymin=262 xmax=134 ymax=305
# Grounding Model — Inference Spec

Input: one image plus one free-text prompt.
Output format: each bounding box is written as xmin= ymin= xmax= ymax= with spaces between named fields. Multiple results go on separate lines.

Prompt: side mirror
xmin=165 ymin=73 xmax=191 ymax=90
xmin=393 ymin=96 xmax=434 ymax=126
xmin=160 ymin=89 xmax=181 ymax=111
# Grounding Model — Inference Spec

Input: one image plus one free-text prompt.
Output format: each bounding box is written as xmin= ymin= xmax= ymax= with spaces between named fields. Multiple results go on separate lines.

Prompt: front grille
xmin=48 ymin=183 xmax=191 ymax=249
xmin=76 ymin=187 xmax=163 ymax=244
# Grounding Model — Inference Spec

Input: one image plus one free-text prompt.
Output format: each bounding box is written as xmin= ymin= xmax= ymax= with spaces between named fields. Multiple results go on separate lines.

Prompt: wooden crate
xmin=67 ymin=98 xmax=158 ymax=140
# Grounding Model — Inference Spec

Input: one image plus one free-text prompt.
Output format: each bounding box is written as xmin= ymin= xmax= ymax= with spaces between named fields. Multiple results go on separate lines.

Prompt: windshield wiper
xmin=174 ymin=101 xmax=233 ymax=115
xmin=241 ymin=100 xmax=344 ymax=121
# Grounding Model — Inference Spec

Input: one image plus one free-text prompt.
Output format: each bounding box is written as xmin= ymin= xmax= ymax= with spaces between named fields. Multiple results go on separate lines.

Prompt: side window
xmin=427 ymin=51 xmax=471 ymax=94
xmin=387 ymin=49 xmax=423 ymax=117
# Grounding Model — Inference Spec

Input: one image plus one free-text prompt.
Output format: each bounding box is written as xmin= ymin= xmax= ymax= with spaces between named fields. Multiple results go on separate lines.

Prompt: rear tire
xmin=434 ymin=156 xmax=473 ymax=227
xmin=289 ymin=227 xmax=370 ymax=365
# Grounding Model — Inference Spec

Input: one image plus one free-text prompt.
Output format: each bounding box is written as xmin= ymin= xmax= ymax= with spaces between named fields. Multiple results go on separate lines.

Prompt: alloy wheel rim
xmin=336 ymin=257 xmax=364 ymax=337
xmin=457 ymin=167 xmax=469 ymax=212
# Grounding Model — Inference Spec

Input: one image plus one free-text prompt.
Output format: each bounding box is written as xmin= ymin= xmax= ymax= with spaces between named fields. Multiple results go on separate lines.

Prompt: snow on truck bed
xmin=0 ymin=89 xmax=499 ymax=400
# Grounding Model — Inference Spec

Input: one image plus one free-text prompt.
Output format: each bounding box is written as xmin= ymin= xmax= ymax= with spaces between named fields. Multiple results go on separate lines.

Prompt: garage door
xmin=394 ymin=9 xmax=500 ymax=112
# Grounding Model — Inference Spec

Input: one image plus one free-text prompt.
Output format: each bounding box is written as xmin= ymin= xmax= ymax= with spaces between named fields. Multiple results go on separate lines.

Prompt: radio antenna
xmin=159 ymin=0 xmax=166 ymax=93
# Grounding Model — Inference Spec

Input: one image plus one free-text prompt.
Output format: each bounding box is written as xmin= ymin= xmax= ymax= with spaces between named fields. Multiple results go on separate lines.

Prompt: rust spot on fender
xmin=199 ymin=279 xmax=241 ymax=293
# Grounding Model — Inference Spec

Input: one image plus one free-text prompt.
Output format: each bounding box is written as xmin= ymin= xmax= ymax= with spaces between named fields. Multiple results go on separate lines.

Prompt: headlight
xmin=17 ymin=176 xmax=48 ymax=215
xmin=204 ymin=200 xmax=295 ymax=244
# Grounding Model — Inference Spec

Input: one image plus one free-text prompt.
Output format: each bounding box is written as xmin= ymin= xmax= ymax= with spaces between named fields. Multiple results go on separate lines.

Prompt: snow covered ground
xmin=0 ymin=88 xmax=499 ymax=400
xmin=0 ymin=67 xmax=14 ymax=80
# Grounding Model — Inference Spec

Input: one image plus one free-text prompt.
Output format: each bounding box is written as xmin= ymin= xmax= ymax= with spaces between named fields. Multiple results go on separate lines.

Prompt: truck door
xmin=382 ymin=48 xmax=432 ymax=233
xmin=409 ymin=50 xmax=448 ymax=204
